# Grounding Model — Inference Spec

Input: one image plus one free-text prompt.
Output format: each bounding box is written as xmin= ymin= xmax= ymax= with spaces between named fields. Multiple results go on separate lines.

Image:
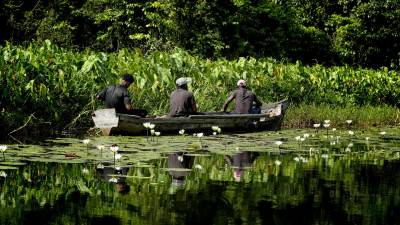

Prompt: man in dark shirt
xmin=97 ymin=74 xmax=147 ymax=117
xmin=169 ymin=77 xmax=197 ymax=117
xmin=223 ymin=79 xmax=262 ymax=114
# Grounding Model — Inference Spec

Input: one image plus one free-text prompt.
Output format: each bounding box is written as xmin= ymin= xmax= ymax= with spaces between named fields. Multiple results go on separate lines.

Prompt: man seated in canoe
xmin=169 ymin=77 xmax=198 ymax=117
xmin=223 ymin=79 xmax=262 ymax=114
xmin=96 ymin=74 xmax=148 ymax=117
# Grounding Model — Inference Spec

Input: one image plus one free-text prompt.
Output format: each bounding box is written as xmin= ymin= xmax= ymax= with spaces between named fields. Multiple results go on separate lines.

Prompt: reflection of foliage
xmin=0 ymin=129 xmax=400 ymax=224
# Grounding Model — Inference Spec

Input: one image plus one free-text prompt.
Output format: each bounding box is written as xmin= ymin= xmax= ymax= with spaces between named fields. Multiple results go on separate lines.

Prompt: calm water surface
xmin=0 ymin=128 xmax=399 ymax=225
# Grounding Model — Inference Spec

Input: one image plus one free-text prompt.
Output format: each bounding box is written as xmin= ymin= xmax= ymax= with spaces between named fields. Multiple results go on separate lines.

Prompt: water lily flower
xmin=300 ymin=137 xmax=305 ymax=142
xmin=348 ymin=142 xmax=353 ymax=148
xmin=330 ymin=141 xmax=336 ymax=145
xmin=196 ymin=133 xmax=204 ymax=138
xmin=0 ymin=145 xmax=7 ymax=152
xmin=194 ymin=164 xmax=203 ymax=170
xmin=155 ymin=131 xmax=161 ymax=136
xmin=294 ymin=157 xmax=300 ymax=162
xmin=274 ymin=160 xmax=282 ymax=166
xmin=177 ymin=155 xmax=184 ymax=162
xmin=143 ymin=122 xmax=151 ymax=128
xmin=110 ymin=144 xmax=119 ymax=153
xmin=323 ymin=123 xmax=330 ymax=128
xmin=348 ymin=131 xmax=354 ymax=135
xmin=115 ymin=153 xmax=122 ymax=160
xmin=150 ymin=129 xmax=155 ymax=135
xmin=324 ymin=120 xmax=330 ymax=124
xmin=303 ymin=133 xmax=310 ymax=138
xmin=179 ymin=129 xmax=185 ymax=135
xmin=275 ymin=141 xmax=283 ymax=146
xmin=346 ymin=120 xmax=352 ymax=124
xmin=379 ymin=131 xmax=386 ymax=135
xmin=0 ymin=171 xmax=7 ymax=178
xmin=321 ymin=154 xmax=329 ymax=159
xmin=109 ymin=177 xmax=118 ymax=183
xmin=217 ymin=127 xmax=222 ymax=133
xmin=96 ymin=163 xmax=104 ymax=169
xmin=82 ymin=168 xmax=89 ymax=174
xmin=97 ymin=145 xmax=105 ymax=150
xmin=295 ymin=136 xmax=301 ymax=141
xmin=365 ymin=137 xmax=370 ymax=141
xmin=213 ymin=132 xmax=217 ymax=136
xmin=211 ymin=126 xmax=219 ymax=131
xmin=82 ymin=139 xmax=90 ymax=145
xmin=149 ymin=124 xmax=155 ymax=129
xmin=313 ymin=123 xmax=321 ymax=128
xmin=332 ymin=128 xmax=336 ymax=132
xmin=345 ymin=147 xmax=351 ymax=152
xmin=301 ymin=158 xmax=308 ymax=163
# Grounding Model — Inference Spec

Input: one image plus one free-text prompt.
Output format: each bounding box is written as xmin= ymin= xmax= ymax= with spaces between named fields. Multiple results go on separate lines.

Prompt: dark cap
xmin=122 ymin=74 xmax=134 ymax=83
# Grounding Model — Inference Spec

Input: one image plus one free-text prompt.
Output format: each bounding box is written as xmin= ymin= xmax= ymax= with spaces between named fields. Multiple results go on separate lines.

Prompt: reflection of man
xmin=167 ymin=152 xmax=194 ymax=192
xmin=96 ymin=164 xmax=130 ymax=194
xmin=224 ymin=151 xmax=259 ymax=182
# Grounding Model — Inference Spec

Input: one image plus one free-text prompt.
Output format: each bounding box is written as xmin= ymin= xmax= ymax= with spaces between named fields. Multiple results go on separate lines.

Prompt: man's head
xmin=121 ymin=74 xmax=134 ymax=87
xmin=237 ymin=79 xmax=246 ymax=87
xmin=176 ymin=77 xmax=191 ymax=89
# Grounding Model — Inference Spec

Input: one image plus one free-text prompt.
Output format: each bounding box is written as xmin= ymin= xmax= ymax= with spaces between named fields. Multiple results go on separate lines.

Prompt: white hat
xmin=176 ymin=77 xmax=191 ymax=86
xmin=237 ymin=79 xmax=246 ymax=86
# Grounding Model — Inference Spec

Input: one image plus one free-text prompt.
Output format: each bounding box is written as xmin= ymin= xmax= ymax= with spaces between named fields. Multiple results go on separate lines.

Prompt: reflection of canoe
xmin=92 ymin=99 xmax=288 ymax=136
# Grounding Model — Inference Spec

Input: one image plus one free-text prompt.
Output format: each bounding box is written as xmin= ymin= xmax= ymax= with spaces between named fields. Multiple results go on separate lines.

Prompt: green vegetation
xmin=0 ymin=0 xmax=399 ymax=68
xmin=0 ymin=42 xmax=399 ymax=135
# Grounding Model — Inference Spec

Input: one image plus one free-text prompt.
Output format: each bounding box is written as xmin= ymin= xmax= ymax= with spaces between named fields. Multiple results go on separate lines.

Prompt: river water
xmin=0 ymin=128 xmax=399 ymax=225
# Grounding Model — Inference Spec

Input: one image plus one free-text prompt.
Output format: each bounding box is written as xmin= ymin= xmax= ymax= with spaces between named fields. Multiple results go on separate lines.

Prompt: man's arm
xmin=253 ymin=95 xmax=262 ymax=107
xmin=96 ymin=88 xmax=107 ymax=101
xmin=191 ymin=95 xmax=197 ymax=113
xmin=223 ymin=94 xmax=235 ymax=112
xmin=124 ymin=96 xmax=133 ymax=111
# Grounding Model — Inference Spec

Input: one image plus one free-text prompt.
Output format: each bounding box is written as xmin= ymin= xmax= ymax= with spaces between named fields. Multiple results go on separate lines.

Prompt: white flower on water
xmin=179 ymin=129 xmax=185 ymax=135
xmin=346 ymin=120 xmax=352 ymax=124
xmin=149 ymin=124 xmax=155 ymax=129
xmin=275 ymin=141 xmax=283 ymax=146
xmin=177 ymin=155 xmax=184 ymax=162
xmin=82 ymin=168 xmax=89 ymax=174
xmin=217 ymin=127 xmax=222 ymax=133
xmin=365 ymin=137 xmax=370 ymax=141
xmin=110 ymin=145 xmax=119 ymax=153
xmin=150 ymin=129 xmax=155 ymax=135
xmin=332 ymin=128 xmax=336 ymax=132
xmin=0 ymin=171 xmax=7 ymax=178
xmin=321 ymin=154 xmax=329 ymax=159
xmin=155 ymin=131 xmax=161 ymax=136
xmin=379 ymin=131 xmax=386 ymax=135
xmin=196 ymin=133 xmax=204 ymax=138
xmin=115 ymin=154 xmax=122 ymax=160
xmin=0 ymin=145 xmax=7 ymax=152
xmin=294 ymin=157 xmax=300 ymax=162
xmin=323 ymin=123 xmax=330 ymax=128
xmin=345 ymin=147 xmax=351 ymax=152
xmin=313 ymin=123 xmax=321 ymax=128
xmin=330 ymin=141 xmax=336 ymax=146
xmin=303 ymin=133 xmax=310 ymax=138
xmin=274 ymin=160 xmax=282 ymax=166
xmin=348 ymin=142 xmax=353 ymax=148
xmin=211 ymin=126 xmax=219 ymax=131
xmin=194 ymin=164 xmax=203 ymax=170
xmin=324 ymin=120 xmax=330 ymax=124
xmin=143 ymin=122 xmax=151 ymax=128
xmin=301 ymin=158 xmax=308 ymax=163
xmin=109 ymin=177 xmax=118 ymax=183
xmin=96 ymin=163 xmax=104 ymax=169
xmin=300 ymin=137 xmax=305 ymax=142
xmin=295 ymin=136 xmax=301 ymax=141
xmin=82 ymin=139 xmax=90 ymax=145
xmin=97 ymin=145 xmax=105 ymax=150
xmin=213 ymin=132 xmax=217 ymax=136
xmin=348 ymin=131 xmax=354 ymax=135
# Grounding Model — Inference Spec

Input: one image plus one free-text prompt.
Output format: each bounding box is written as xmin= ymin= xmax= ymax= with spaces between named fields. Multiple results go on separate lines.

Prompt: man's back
xmin=231 ymin=88 xmax=258 ymax=114
xmin=98 ymin=85 xmax=130 ymax=113
xmin=169 ymin=88 xmax=196 ymax=116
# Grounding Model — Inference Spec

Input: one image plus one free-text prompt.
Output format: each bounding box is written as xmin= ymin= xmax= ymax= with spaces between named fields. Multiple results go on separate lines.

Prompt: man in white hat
xmin=223 ymin=79 xmax=262 ymax=114
xmin=169 ymin=77 xmax=197 ymax=116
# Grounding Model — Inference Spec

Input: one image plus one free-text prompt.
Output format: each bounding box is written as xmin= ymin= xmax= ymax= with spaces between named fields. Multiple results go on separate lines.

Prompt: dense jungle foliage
xmin=0 ymin=0 xmax=399 ymax=69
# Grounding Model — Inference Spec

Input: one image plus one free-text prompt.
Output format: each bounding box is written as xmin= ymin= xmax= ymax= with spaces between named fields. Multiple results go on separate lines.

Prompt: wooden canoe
xmin=92 ymin=99 xmax=288 ymax=136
